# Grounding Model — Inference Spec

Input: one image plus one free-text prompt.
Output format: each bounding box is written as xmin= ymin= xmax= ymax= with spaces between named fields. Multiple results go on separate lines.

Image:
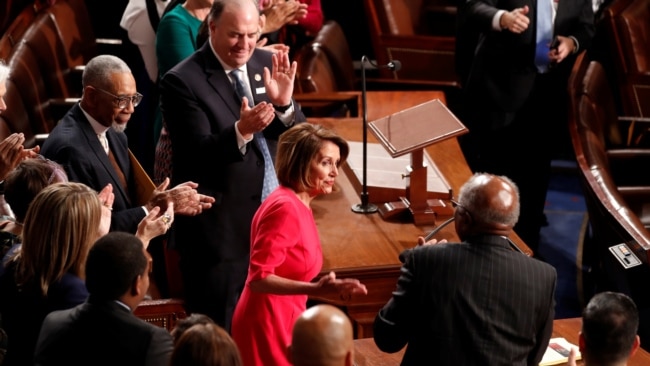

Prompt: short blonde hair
xmin=16 ymin=182 xmax=102 ymax=296
xmin=275 ymin=123 xmax=349 ymax=192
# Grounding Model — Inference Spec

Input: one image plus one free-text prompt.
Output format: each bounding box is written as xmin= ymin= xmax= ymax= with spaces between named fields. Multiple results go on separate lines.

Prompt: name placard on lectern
xmin=349 ymin=98 xmax=468 ymax=225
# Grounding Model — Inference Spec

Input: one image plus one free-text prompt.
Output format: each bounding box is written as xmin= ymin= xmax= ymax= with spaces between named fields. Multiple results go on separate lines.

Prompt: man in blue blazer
xmin=374 ymin=173 xmax=557 ymax=365
xmin=459 ymin=0 xmax=594 ymax=254
xmin=159 ymin=0 xmax=306 ymax=331
xmin=34 ymin=232 xmax=173 ymax=366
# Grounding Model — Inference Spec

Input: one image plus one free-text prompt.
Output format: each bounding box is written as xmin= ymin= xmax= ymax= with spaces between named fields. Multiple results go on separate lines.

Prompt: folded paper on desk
xmin=343 ymin=141 xmax=453 ymax=204
xmin=540 ymin=337 xmax=581 ymax=366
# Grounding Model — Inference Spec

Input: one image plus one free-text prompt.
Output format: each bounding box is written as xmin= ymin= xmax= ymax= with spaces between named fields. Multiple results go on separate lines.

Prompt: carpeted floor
xmin=538 ymin=160 xmax=588 ymax=319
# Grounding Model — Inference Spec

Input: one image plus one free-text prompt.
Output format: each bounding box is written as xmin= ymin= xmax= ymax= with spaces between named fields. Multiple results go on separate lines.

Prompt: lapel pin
xmin=254 ymin=74 xmax=261 ymax=81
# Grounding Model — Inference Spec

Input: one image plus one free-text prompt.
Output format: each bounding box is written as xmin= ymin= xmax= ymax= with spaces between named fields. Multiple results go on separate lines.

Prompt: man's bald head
xmin=455 ymin=173 xmax=520 ymax=238
xmin=290 ymin=305 xmax=354 ymax=366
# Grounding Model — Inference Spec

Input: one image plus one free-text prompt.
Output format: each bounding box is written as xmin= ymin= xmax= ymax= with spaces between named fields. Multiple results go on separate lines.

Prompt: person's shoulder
xmin=42 ymin=304 xmax=79 ymax=327
xmin=160 ymin=4 xmax=191 ymax=23
xmin=519 ymin=254 xmax=558 ymax=277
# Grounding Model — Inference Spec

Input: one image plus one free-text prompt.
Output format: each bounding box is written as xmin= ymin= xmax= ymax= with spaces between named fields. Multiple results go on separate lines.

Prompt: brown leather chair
xmin=309 ymin=20 xmax=357 ymax=92
xmin=44 ymin=0 xmax=99 ymax=76
xmin=0 ymin=1 xmax=40 ymax=61
xmin=362 ymin=0 xmax=459 ymax=89
xmin=569 ymin=52 xmax=650 ymax=306
xmin=0 ymin=39 xmax=76 ymax=143
xmin=22 ymin=11 xmax=84 ymax=99
xmin=605 ymin=0 xmax=650 ymax=118
xmin=617 ymin=0 xmax=650 ymax=117
xmin=568 ymin=51 xmax=650 ymax=256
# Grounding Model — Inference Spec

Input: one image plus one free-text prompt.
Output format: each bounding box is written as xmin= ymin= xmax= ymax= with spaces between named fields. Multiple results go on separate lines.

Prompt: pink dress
xmin=232 ymin=186 xmax=323 ymax=366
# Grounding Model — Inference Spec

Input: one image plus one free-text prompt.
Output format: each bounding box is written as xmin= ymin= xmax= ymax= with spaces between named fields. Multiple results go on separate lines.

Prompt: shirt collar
xmin=208 ymin=37 xmax=248 ymax=76
xmin=79 ymin=103 xmax=110 ymax=136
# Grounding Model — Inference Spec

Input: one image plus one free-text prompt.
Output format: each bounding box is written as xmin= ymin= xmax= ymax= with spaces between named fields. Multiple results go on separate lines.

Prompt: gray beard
xmin=111 ymin=122 xmax=127 ymax=133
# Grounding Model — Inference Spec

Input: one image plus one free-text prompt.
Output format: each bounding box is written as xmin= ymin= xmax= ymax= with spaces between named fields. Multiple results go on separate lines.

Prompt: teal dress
xmin=154 ymin=5 xmax=202 ymax=183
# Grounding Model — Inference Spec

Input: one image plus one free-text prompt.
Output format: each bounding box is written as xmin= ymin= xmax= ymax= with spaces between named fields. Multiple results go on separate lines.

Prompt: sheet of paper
xmin=540 ymin=337 xmax=581 ymax=366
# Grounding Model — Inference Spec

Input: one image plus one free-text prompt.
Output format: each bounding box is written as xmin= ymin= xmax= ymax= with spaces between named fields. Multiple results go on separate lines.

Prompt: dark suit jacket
xmin=34 ymin=299 xmax=173 ymax=366
xmin=0 ymin=263 xmax=87 ymax=366
xmin=463 ymin=0 xmax=594 ymax=126
xmin=41 ymin=104 xmax=145 ymax=232
xmin=373 ymin=235 xmax=557 ymax=366
xmin=159 ymin=43 xmax=306 ymax=326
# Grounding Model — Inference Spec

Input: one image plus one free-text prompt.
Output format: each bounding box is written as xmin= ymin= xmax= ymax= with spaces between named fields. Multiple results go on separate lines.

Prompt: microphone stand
xmin=351 ymin=55 xmax=378 ymax=214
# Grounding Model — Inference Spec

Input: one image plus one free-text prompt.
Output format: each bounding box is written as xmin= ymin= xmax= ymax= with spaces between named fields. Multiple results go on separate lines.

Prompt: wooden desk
xmin=309 ymin=91 xmax=532 ymax=337
xmin=353 ymin=317 xmax=650 ymax=365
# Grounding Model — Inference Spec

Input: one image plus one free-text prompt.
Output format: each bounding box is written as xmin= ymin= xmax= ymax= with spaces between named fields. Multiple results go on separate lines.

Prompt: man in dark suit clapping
xmin=159 ymin=0 xmax=306 ymax=330
xmin=374 ymin=173 xmax=557 ymax=365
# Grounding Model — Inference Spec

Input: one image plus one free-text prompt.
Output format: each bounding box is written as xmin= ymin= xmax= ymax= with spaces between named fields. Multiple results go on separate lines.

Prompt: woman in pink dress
xmin=231 ymin=123 xmax=367 ymax=366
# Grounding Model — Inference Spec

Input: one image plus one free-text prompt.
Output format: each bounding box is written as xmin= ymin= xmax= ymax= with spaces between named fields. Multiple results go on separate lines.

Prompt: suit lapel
xmin=199 ymin=44 xmax=241 ymax=116
xmin=246 ymin=53 xmax=270 ymax=104
xmin=74 ymin=107 xmax=131 ymax=205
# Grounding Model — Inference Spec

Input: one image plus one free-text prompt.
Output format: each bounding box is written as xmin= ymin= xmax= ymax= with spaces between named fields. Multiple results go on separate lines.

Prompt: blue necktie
xmin=535 ymin=0 xmax=553 ymax=73
xmin=231 ymin=69 xmax=279 ymax=201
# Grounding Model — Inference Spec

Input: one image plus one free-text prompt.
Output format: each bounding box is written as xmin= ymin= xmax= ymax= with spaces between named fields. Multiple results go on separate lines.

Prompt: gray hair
xmin=458 ymin=173 xmax=520 ymax=227
xmin=0 ymin=60 xmax=10 ymax=84
xmin=82 ymin=55 xmax=131 ymax=89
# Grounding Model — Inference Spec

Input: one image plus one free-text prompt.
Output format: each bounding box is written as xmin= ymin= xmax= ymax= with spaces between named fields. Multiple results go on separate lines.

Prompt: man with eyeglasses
xmin=373 ymin=172 xmax=557 ymax=366
xmin=41 ymin=55 xmax=214 ymax=234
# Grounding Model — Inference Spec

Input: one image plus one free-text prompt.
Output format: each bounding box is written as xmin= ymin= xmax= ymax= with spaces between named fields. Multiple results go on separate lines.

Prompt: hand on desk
xmin=567 ymin=347 xmax=579 ymax=366
xmin=317 ymin=271 xmax=368 ymax=300
xmin=417 ymin=237 xmax=448 ymax=246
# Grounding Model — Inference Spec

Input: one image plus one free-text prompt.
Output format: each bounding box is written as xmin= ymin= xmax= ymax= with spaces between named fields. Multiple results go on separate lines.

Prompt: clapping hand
xmin=317 ymin=271 xmax=368 ymax=301
xmin=0 ymin=133 xmax=40 ymax=180
xmin=136 ymin=203 xmax=174 ymax=248
xmin=147 ymin=178 xmax=215 ymax=216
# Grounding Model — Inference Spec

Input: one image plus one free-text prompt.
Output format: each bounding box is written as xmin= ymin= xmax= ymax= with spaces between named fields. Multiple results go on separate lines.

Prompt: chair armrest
xmin=618 ymin=116 xmax=650 ymax=123
xmin=134 ymin=298 xmax=187 ymax=331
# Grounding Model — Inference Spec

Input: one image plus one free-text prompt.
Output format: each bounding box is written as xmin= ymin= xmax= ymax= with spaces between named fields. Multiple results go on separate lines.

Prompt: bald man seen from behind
xmin=290 ymin=305 xmax=354 ymax=366
xmin=374 ymin=172 xmax=558 ymax=366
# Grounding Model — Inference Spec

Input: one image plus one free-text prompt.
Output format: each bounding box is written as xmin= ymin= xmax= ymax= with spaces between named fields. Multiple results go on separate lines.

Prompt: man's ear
xmin=630 ymin=335 xmax=641 ymax=357
xmin=131 ymin=274 xmax=143 ymax=297
xmin=345 ymin=350 xmax=354 ymax=366
xmin=578 ymin=331 xmax=586 ymax=353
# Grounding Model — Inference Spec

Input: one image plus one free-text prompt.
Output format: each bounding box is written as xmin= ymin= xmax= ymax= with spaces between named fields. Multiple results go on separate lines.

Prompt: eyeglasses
xmin=450 ymin=198 xmax=473 ymax=221
xmin=94 ymin=87 xmax=143 ymax=109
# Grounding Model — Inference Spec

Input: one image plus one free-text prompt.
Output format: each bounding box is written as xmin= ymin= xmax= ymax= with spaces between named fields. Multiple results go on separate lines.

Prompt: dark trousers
xmin=459 ymin=72 xmax=570 ymax=255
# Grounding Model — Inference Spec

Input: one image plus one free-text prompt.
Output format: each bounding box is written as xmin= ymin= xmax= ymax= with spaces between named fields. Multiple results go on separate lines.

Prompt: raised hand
xmin=263 ymin=51 xmax=296 ymax=107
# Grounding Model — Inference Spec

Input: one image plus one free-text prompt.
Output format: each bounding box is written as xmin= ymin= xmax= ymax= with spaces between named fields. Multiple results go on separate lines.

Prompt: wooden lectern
xmin=367 ymin=99 xmax=468 ymax=225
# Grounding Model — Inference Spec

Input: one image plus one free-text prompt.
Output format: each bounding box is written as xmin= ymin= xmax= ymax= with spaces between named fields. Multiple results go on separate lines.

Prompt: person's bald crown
xmin=291 ymin=305 xmax=353 ymax=366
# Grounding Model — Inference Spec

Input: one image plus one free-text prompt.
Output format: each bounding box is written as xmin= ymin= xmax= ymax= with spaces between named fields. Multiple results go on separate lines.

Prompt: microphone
xmin=351 ymin=56 xmax=402 ymax=214
xmin=366 ymin=58 xmax=402 ymax=72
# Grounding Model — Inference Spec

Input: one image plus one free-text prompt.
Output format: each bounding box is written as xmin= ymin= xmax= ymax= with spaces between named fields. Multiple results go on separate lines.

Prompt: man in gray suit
xmin=374 ymin=173 xmax=557 ymax=365
xmin=34 ymin=232 xmax=173 ymax=366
